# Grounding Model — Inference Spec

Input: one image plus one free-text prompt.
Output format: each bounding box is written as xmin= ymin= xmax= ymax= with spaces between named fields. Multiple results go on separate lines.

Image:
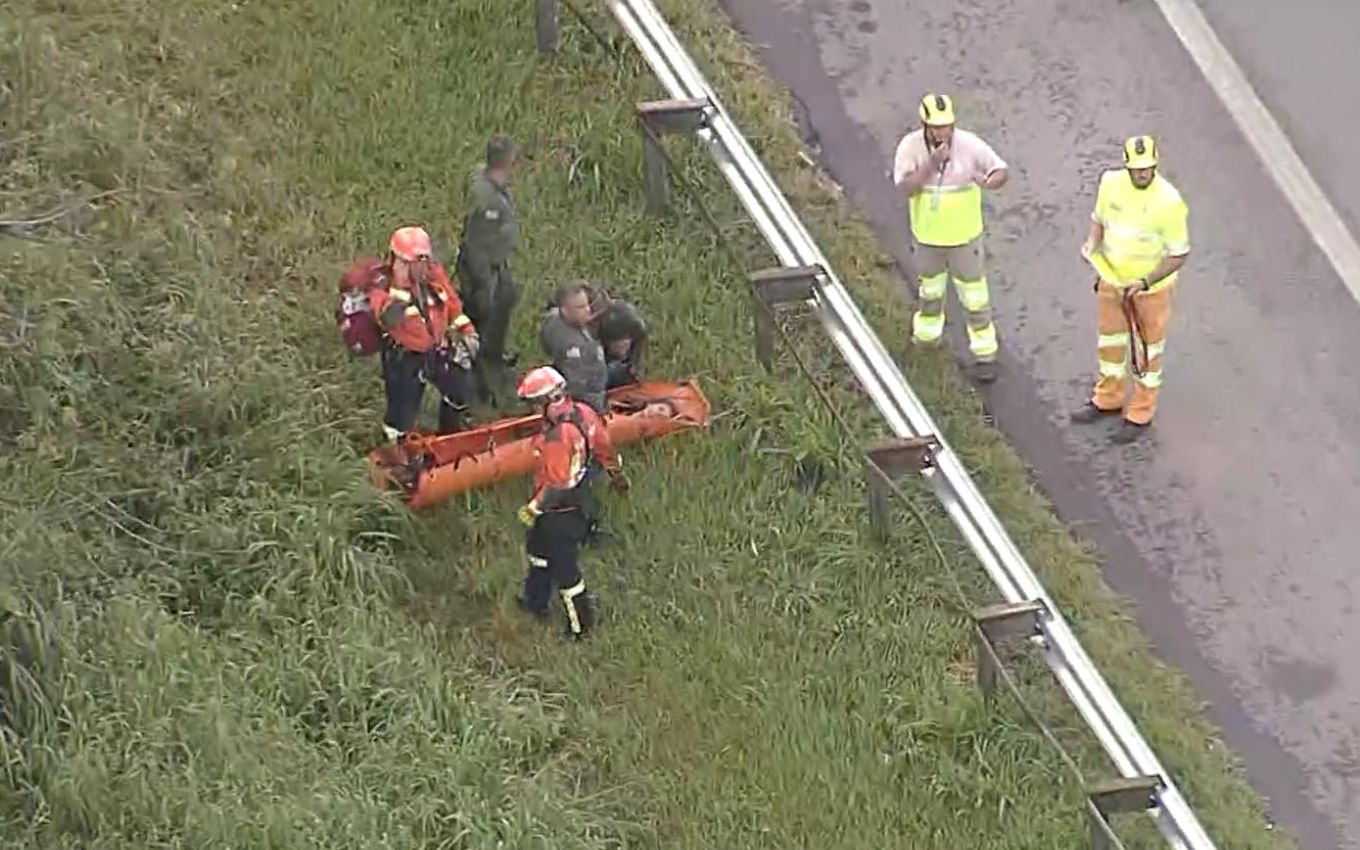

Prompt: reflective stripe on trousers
xmin=1091 ymin=281 xmax=1175 ymax=424
xmin=910 ymin=236 xmax=998 ymax=362
xmin=560 ymin=581 xmax=587 ymax=635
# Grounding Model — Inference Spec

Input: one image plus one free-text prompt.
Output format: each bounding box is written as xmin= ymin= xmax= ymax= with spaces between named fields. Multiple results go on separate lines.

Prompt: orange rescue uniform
xmin=526 ymin=401 xmax=620 ymax=515
xmin=368 ymin=262 xmax=476 ymax=353
xmin=520 ymin=399 xmax=620 ymax=639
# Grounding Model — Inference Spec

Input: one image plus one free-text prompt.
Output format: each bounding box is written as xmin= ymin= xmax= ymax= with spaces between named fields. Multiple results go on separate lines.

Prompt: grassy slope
xmin=0 ymin=0 xmax=1289 ymax=848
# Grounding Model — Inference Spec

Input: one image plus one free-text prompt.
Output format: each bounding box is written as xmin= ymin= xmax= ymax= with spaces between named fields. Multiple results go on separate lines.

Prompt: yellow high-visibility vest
xmin=1092 ymin=169 xmax=1190 ymax=288
xmin=910 ymin=180 xmax=985 ymax=247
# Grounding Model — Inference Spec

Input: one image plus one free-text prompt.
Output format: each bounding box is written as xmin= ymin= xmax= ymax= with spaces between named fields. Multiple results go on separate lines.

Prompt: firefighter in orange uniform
xmin=514 ymin=365 xmax=628 ymax=639
xmin=367 ymin=226 xmax=481 ymax=441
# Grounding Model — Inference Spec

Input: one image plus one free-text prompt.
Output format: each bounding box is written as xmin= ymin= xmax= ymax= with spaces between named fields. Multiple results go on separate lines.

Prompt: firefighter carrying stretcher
xmin=365 ymin=226 xmax=481 ymax=442
xmin=514 ymin=365 xmax=628 ymax=640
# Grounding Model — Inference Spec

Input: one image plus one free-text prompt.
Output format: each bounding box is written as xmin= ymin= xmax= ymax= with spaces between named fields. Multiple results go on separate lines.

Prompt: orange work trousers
xmin=1091 ymin=281 xmax=1174 ymax=425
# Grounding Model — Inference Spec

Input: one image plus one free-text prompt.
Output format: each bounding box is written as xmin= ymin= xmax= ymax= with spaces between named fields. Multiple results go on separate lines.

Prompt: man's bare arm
xmin=1141 ymin=253 xmax=1188 ymax=288
xmin=1084 ymin=220 xmax=1104 ymax=253
xmin=980 ymin=167 xmax=1008 ymax=190
xmin=897 ymin=158 xmax=942 ymax=196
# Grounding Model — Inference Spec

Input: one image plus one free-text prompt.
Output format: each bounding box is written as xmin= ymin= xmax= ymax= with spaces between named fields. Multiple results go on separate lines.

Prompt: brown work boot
xmin=1069 ymin=402 xmax=1119 ymax=424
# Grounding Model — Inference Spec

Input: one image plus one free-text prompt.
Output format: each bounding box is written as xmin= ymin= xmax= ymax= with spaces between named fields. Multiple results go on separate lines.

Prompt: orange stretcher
xmin=367 ymin=379 xmax=712 ymax=510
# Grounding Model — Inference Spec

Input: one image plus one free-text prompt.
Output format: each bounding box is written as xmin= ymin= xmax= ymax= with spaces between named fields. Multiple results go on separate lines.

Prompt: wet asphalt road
xmin=715 ymin=0 xmax=1360 ymax=847
xmin=1195 ymin=0 xmax=1360 ymax=239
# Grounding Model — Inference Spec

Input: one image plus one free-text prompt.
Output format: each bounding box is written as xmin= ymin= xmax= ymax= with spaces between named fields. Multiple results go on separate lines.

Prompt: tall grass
xmin=0 ymin=1 xmax=1289 ymax=848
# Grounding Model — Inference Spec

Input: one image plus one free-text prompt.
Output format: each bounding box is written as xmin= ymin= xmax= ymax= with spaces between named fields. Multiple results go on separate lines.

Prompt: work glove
xmin=448 ymin=326 xmax=480 ymax=357
xmin=445 ymin=331 xmax=479 ymax=370
xmin=517 ymin=503 xmax=538 ymax=527
xmin=608 ymin=468 xmax=630 ymax=494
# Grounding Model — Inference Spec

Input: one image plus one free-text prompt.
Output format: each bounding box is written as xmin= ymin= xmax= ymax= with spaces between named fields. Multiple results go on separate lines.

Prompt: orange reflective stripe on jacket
xmin=527 ymin=402 xmax=619 ymax=512
xmin=367 ymin=263 xmax=474 ymax=352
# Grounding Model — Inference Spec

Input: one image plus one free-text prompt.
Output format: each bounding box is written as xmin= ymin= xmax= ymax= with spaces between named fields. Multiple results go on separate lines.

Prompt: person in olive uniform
xmin=456 ymin=136 xmax=521 ymax=402
xmin=539 ymin=281 xmax=608 ymax=414
xmin=543 ymin=281 xmax=652 ymax=392
xmin=584 ymin=284 xmax=650 ymax=389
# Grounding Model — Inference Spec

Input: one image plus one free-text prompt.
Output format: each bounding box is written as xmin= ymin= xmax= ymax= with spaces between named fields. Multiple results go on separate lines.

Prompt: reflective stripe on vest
xmin=1099 ymin=175 xmax=1184 ymax=282
xmin=535 ymin=407 xmax=594 ymax=515
xmin=557 ymin=406 xmax=594 ymax=493
xmin=911 ymin=181 xmax=984 ymax=247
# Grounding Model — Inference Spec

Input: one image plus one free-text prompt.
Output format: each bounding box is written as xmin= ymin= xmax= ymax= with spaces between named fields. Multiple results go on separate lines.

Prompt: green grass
xmin=0 ymin=0 xmax=1292 ymax=848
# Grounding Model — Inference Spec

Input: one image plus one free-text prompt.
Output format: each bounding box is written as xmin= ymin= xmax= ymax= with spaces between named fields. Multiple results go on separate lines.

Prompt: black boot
xmin=1069 ymin=402 xmax=1120 ymax=424
xmin=1110 ymin=419 xmax=1150 ymax=444
xmin=582 ymin=515 xmax=618 ymax=549
xmin=970 ymin=361 xmax=998 ymax=383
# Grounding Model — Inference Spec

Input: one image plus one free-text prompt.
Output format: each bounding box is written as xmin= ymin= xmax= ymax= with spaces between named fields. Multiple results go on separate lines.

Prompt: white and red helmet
xmin=389 ymin=225 xmax=434 ymax=262
xmin=516 ymin=365 xmax=567 ymax=402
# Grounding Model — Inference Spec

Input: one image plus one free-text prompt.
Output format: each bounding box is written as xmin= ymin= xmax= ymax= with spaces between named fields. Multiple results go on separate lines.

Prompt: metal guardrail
xmin=596 ymin=1 xmax=1219 ymax=849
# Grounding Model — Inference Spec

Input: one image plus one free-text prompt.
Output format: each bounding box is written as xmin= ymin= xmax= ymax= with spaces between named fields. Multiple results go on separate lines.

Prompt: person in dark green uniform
xmin=585 ymin=284 xmax=650 ymax=389
xmin=542 ymin=281 xmax=652 ymax=396
xmin=456 ymin=135 xmax=521 ymax=403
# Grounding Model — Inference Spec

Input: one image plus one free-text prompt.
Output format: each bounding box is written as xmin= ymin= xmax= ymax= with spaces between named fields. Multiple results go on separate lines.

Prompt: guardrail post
xmin=637 ymin=98 xmax=710 ymax=214
xmin=748 ymin=265 xmax=819 ymax=370
xmin=1086 ymin=776 xmax=1162 ymax=850
xmin=972 ymin=600 xmax=1044 ymax=697
xmin=864 ymin=435 xmax=939 ymax=542
xmin=535 ymin=0 xmax=559 ymax=54
xmin=613 ymin=9 xmax=1217 ymax=849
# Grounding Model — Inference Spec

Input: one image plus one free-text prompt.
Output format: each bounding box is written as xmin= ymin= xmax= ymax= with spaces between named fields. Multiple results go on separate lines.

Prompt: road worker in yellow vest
xmin=892 ymin=93 xmax=1009 ymax=382
xmin=1070 ymin=135 xmax=1190 ymax=444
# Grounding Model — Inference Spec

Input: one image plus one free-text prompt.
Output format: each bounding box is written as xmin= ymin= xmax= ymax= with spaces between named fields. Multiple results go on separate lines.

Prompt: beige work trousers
xmin=910 ymin=236 xmax=998 ymax=362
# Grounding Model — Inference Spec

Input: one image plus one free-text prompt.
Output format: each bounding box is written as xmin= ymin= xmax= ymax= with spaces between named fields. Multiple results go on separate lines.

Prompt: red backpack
xmin=337 ymin=257 xmax=387 ymax=356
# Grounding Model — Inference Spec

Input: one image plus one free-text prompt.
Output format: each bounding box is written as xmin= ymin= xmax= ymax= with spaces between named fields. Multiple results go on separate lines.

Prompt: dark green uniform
xmin=457 ymin=165 xmax=520 ymax=381
xmin=539 ymin=308 xmax=608 ymax=414
xmin=593 ymin=299 xmax=649 ymax=388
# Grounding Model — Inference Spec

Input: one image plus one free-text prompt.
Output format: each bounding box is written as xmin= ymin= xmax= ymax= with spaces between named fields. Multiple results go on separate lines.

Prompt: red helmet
xmin=389 ymin=226 xmax=433 ymax=262
xmin=516 ymin=366 xmax=567 ymax=402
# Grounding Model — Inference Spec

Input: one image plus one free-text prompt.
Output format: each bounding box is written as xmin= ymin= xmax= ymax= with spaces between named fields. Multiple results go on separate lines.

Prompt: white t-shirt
xmin=892 ymin=128 xmax=1007 ymax=191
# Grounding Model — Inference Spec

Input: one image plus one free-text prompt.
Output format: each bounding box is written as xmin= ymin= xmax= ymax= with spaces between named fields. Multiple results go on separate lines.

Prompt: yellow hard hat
xmin=1123 ymin=135 xmax=1159 ymax=169
xmin=919 ymin=93 xmax=956 ymax=127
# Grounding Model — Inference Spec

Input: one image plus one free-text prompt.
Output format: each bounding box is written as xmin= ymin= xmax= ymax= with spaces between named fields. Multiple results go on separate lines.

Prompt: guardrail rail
xmin=538 ymin=2 xmax=1221 ymax=849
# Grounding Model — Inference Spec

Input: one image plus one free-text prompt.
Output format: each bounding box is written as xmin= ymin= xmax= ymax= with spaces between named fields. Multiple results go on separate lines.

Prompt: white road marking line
xmin=1152 ymin=0 xmax=1360 ymax=305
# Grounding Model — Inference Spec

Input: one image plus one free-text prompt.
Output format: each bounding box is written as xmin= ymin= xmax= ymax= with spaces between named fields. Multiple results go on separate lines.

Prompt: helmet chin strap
xmin=924 ymin=124 xmax=951 ymax=150
xmin=543 ymin=393 xmax=569 ymax=418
